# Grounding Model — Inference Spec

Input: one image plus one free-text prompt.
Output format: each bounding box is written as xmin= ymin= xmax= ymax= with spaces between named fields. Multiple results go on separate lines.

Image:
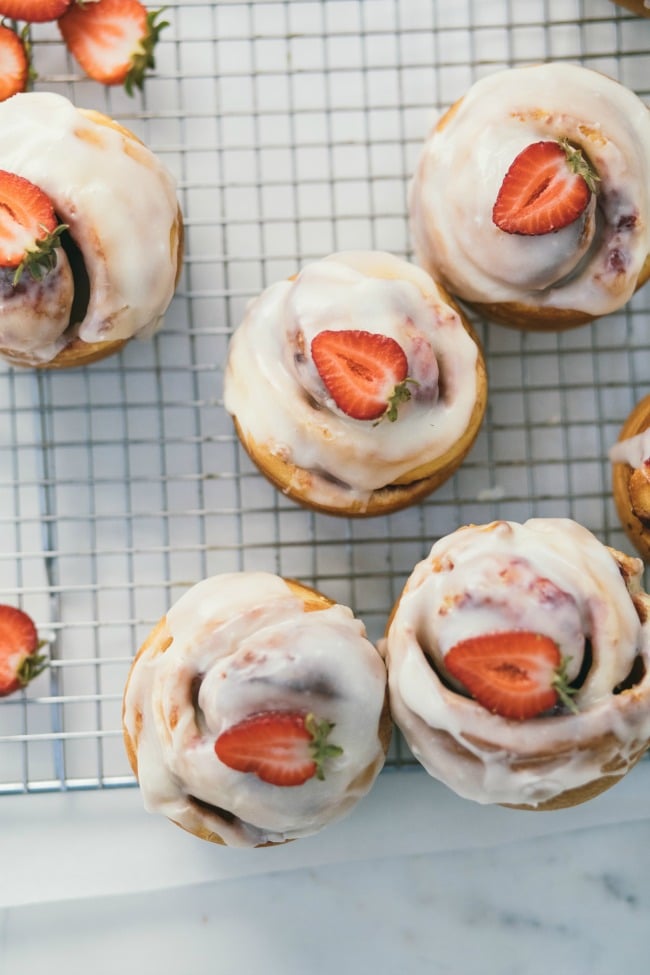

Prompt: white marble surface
xmin=1 ymin=765 xmax=648 ymax=974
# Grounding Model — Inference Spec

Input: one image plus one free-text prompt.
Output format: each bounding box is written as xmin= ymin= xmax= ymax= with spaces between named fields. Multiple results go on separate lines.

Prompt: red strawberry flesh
xmin=58 ymin=0 xmax=167 ymax=93
xmin=311 ymin=329 xmax=409 ymax=421
xmin=0 ymin=0 xmax=71 ymax=22
xmin=0 ymin=170 xmax=57 ymax=268
xmin=0 ymin=24 xmax=29 ymax=103
xmin=215 ymin=710 xmax=342 ymax=787
xmin=444 ymin=631 xmax=566 ymax=720
xmin=58 ymin=0 xmax=149 ymax=86
xmin=0 ymin=604 xmax=41 ymax=697
xmin=493 ymin=141 xmax=592 ymax=236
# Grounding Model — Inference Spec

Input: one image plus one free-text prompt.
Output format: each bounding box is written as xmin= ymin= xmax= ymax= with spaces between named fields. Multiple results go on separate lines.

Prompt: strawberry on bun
xmin=384 ymin=518 xmax=650 ymax=810
xmin=122 ymin=573 xmax=390 ymax=847
xmin=409 ymin=62 xmax=650 ymax=330
xmin=223 ymin=251 xmax=487 ymax=517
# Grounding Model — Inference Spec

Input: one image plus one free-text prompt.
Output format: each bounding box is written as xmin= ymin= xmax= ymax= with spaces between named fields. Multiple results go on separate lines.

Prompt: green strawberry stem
xmin=559 ymin=138 xmax=600 ymax=195
xmin=374 ymin=377 xmax=419 ymax=426
xmin=17 ymin=651 xmax=48 ymax=688
xmin=552 ymin=655 xmax=579 ymax=714
xmin=12 ymin=223 xmax=68 ymax=287
xmin=124 ymin=7 xmax=170 ymax=97
xmin=305 ymin=712 xmax=343 ymax=780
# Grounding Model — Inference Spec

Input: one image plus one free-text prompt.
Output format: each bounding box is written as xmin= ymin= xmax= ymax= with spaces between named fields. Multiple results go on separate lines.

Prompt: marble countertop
xmin=1 ymin=764 xmax=648 ymax=974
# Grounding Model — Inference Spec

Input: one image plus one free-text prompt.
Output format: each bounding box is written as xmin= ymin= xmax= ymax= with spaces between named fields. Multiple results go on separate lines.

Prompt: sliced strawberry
xmin=493 ymin=140 xmax=598 ymax=236
xmin=0 ymin=170 xmax=67 ymax=284
xmin=0 ymin=23 xmax=29 ymax=102
xmin=58 ymin=0 xmax=168 ymax=95
xmin=0 ymin=0 xmax=71 ymax=21
xmin=444 ymin=631 xmax=577 ymax=720
xmin=214 ymin=710 xmax=343 ymax=787
xmin=311 ymin=329 xmax=413 ymax=422
xmin=0 ymin=604 xmax=47 ymax=697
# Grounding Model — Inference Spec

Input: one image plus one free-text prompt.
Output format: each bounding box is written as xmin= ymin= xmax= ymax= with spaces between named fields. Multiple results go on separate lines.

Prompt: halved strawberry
xmin=0 ymin=0 xmax=71 ymax=21
xmin=492 ymin=140 xmax=599 ymax=236
xmin=0 ymin=170 xmax=67 ymax=284
xmin=0 ymin=604 xmax=47 ymax=697
xmin=444 ymin=631 xmax=577 ymax=720
xmin=58 ymin=0 xmax=168 ymax=95
xmin=0 ymin=23 xmax=29 ymax=102
xmin=214 ymin=710 xmax=343 ymax=787
xmin=311 ymin=329 xmax=414 ymax=422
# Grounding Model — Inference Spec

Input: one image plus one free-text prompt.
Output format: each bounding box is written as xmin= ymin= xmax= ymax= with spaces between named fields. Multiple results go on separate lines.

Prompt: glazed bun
xmin=384 ymin=519 xmax=650 ymax=810
xmin=610 ymin=395 xmax=650 ymax=562
xmin=0 ymin=93 xmax=183 ymax=369
xmin=224 ymin=250 xmax=487 ymax=516
xmin=123 ymin=572 xmax=391 ymax=847
xmin=409 ymin=63 xmax=650 ymax=330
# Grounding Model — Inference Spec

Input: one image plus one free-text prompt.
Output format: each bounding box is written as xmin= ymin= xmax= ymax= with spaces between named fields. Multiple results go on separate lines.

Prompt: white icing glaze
xmin=223 ymin=251 xmax=481 ymax=508
xmin=123 ymin=572 xmax=387 ymax=847
xmin=0 ymin=92 xmax=180 ymax=362
xmin=384 ymin=519 xmax=650 ymax=806
xmin=410 ymin=63 xmax=650 ymax=317
xmin=609 ymin=428 xmax=650 ymax=470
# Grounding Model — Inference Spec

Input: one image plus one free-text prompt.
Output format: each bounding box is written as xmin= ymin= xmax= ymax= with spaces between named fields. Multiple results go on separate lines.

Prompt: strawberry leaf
xmin=552 ymin=655 xmax=579 ymax=714
xmin=16 ymin=650 xmax=48 ymax=687
xmin=558 ymin=139 xmax=600 ymax=195
xmin=305 ymin=712 xmax=343 ymax=780
xmin=12 ymin=223 xmax=68 ymax=286
xmin=124 ymin=6 xmax=169 ymax=96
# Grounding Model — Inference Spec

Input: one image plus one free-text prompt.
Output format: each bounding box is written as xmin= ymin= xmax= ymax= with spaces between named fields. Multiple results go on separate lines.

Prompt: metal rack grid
xmin=1 ymin=0 xmax=649 ymax=795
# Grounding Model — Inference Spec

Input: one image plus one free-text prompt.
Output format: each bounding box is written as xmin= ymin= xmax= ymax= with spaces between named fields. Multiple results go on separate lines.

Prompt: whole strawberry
xmin=0 ymin=604 xmax=47 ymax=697
xmin=58 ymin=0 xmax=168 ymax=95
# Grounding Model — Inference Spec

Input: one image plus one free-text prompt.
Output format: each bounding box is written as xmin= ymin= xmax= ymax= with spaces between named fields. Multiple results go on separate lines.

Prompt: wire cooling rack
xmin=1 ymin=0 xmax=649 ymax=795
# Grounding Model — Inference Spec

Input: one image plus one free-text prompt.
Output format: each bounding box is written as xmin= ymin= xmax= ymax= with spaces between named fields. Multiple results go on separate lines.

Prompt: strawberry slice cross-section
xmin=444 ymin=630 xmax=577 ymax=720
xmin=311 ymin=328 xmax=413 ymax=422
xmin=0 ymin=170 xmax=66 ymax=284
xmin=492 ymin=140 xmax=599 ymax=237
xmin=0 ymin=0 xmax=71 ymax=22
xmin=58 ymin=0 xmax=169 ymax=95
xmin=0 ymin=604 xmax=47 ymax=697
xmin=214 ymin=710 xmax=344 ymax=787
xmin=0 ymin=23 xmax=30 ymax=103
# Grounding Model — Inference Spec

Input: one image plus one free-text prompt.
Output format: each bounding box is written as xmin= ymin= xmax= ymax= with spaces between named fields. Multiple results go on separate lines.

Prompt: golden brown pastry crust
xmin=0 ymin=109 xmax=184 ymax=370
xmin=420 ymin=98 xmax=650 ymax=332
xmin=611 ymin=0 xmax=650 ymax=15
xmin=612 ymin=394 xmax=650 ymax=562
xmin=235 ymin=303 xmax=487 ymax=518
xmin=123 ymin=578 xmax=392 ymax=847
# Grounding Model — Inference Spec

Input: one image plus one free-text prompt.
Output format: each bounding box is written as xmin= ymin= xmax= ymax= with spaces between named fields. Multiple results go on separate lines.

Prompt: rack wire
xmin=1 ymin=0 xmax=649 ymax=795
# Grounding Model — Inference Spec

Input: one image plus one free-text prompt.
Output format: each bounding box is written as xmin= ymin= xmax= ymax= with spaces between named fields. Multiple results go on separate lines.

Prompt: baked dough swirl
xmin=224 ymin=250 xmax=486 ymax=516
xmin=409 ymin=63 xmax=650 ymax=330
xmin=123 ymin=573 xmax=390 ymax=847
xmin=384 ymin=519 xmax=650 ymax=809
xmin=610 ymin=395 xmax=650 ymax=561
xmin=0 ymin=92 xmax=183 ymax=368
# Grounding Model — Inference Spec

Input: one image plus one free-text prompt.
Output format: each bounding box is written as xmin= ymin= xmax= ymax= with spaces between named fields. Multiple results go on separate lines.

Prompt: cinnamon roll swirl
xmin=224 ymin=251 xmax=486 ymax=516
xmin=0 ymin=92 xmax=183 ymax=369
xmin=384 ymin=519 xmax=650 ymax=810
xmin=122 ymin=573 xmax=390 ymax=847
xmin=610 ymin=395 xmax=650 ymax=562
xmin=409 ymin=63 xmax=650 ymax=330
